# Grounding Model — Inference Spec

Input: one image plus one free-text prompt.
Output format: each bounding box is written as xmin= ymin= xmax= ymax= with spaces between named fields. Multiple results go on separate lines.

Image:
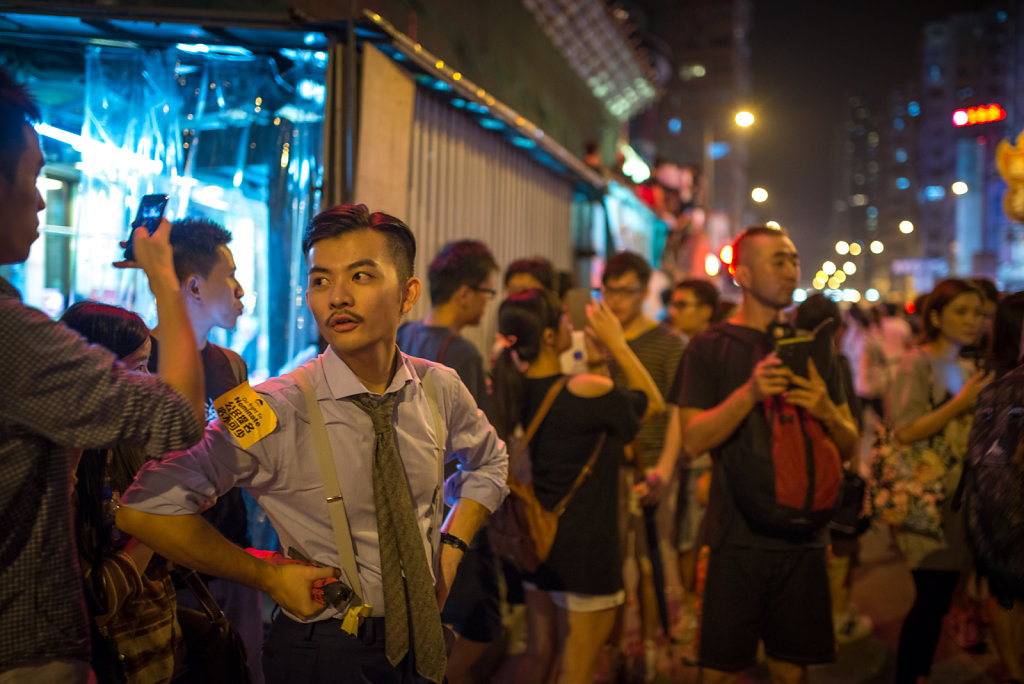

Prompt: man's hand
xmin=784 ymin=358 xmax=833 ymax=420
xmin=113 ymin=218 xmax=179 ymax=293
xmin=635 ymin=462 xmax=673 ymax=506
xmin=264 ymin=562 xmax=338 ymax=620
xmin=747 ymin=353 xmax=791 ymax=402
xmin=435 ymin=543 xmax=463 ymax=611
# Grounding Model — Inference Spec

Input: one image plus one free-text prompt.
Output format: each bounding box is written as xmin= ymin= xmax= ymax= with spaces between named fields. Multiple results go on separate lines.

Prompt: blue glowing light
xmin=924 ymin=185 xmax=945 ymax=201
xmin=895 ymin=148 xmax=907 ymax=163
xmin=867 ymin=206 xmax=878 ymax=218
xmin=510 ymin=137 xmax=537 ymax=149
xmin=908 ymin=101 xmax=921 ymax=117
xmin=708 ymin=142 xmax=730 ymax=160
xmin=896 ymin=177 xmax=910 ymax=190
xmin=893 ymin=117 xmax=904 ymax=130
xmin=479 ymin=118 xmax=505 ymax=131
xmin=668 ymin=117 xmax=682 ymax=134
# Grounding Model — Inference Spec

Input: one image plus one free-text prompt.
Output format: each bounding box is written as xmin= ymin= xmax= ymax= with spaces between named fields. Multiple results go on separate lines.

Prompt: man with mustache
xmin=116 ymin=204 xmax=509 ymax=684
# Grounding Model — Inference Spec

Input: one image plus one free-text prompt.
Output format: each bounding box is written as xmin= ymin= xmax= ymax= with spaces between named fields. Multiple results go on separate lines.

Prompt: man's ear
xmin=401 ymin=276 xmax=422 ymax=314
xmin=185 ymin=274 xmax=202 ymax=301
xmin=732 ymin=263 xmax=750 ymax=289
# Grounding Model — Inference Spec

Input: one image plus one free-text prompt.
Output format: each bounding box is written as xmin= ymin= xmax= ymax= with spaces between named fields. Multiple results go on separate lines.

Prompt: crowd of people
xmin=4 ymin=65 xmax=1024 ymax=684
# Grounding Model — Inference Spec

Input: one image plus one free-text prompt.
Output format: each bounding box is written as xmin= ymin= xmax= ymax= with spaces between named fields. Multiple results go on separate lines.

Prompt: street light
xmin=843 ymin=261 xmax=856 ymax=274
xmin=952 ymin=181 xmax=969 ymax=195
xmin=835 ymin=240 xmax=849 ymax=255
xmin=735 ymin=111 xmax=755 ymax=128
xmin=899 ymin=220 xmax=914 ymax=234
xmin=849 ymin=242 xmax=863 ymax=256
xmin=822 ymin=261 xmax=837 ymax=275
xmin=751 ymin=187 xmax=768 ymax=203
xmin=870 ymin=240 xmax=884 ymax=254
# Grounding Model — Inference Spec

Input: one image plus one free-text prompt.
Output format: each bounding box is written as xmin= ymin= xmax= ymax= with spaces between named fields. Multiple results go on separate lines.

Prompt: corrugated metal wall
xmin=405 ymin=89 xmax=575 ymax=353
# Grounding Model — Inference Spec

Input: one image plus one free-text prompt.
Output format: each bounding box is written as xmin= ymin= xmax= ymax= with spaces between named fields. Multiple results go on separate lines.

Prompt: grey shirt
xmin=121 ymin=348 xmax=509 ymax=619
xmin=0 ymin=277 xmax=203 ymax=671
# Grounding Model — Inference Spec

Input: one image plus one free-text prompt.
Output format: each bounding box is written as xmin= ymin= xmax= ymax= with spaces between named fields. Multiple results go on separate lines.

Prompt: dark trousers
xmin=896 ymin=569 xmax=960 ymax=684
xmin=262 ymin=613 xmax=434 ymax=684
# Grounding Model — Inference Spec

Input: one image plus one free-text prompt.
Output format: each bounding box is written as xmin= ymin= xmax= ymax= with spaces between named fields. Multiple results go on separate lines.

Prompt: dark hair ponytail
xmin=491 ymin=288 xmax=563 ymax=440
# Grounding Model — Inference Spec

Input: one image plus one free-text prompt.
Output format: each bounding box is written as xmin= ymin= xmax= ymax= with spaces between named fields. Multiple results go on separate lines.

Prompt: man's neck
xmin=336 ymin=343 xmax=400 ymax=394
xmin=423 ymin=305 xmax=463 ymax=333
xmin=152 ymin=323 xmax=210 ymax=350
xmin=621 ymin=314 xmax=658 ymax=340
xmin=731 ymin=296 xmax=784 ymax=332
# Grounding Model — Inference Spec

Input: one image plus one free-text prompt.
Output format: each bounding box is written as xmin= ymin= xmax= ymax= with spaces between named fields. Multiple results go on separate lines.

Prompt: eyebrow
xmin=308 ymin=259 xmax=382 ymax=275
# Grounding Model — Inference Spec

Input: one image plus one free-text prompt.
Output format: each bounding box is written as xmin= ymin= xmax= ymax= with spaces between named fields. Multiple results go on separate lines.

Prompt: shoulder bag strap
xmin=178 ymin=567 xmax=226 ymax=623
xmin=290 ymin=365 xmax=365 ymax=603
xmin=552 ymin=432 xmax=607 ymax=516
xmin=510 ymin=376 xmax=569 ymax=470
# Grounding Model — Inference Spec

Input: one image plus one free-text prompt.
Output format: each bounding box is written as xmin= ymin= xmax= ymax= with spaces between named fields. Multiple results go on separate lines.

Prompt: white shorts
xmin=522 ymin=581 xmax=626 ymax=612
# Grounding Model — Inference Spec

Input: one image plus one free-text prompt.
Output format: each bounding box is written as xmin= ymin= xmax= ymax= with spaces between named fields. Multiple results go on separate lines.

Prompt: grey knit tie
xmin=351 ymin=393 xmax=446 ymax=683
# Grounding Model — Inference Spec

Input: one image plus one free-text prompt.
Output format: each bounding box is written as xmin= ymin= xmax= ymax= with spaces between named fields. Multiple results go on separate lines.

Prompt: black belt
xmin=275 ymin=612 xmax=387 ymax=645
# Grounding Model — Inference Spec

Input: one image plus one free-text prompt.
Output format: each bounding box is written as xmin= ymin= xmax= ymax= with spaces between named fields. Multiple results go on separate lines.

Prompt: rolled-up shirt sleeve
xmin=438 ymin=370 xmax=508 ymax=512
xmin=120 ymin=419 xmax=262 ymax=516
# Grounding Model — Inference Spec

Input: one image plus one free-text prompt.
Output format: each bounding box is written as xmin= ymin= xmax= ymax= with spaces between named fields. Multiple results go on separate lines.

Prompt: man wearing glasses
xmin=592 ymin=251 xmax=684 ymax=680
xmin=396 ymin=239 xmax=501 ymax=683
xmin=667 ymin=279 xmax=720 ymax=341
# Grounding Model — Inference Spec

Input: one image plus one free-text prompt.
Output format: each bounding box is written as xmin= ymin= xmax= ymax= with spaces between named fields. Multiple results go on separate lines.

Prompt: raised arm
xmin=586 ymin=300 xmax=665 ymax=419
xmin=127 ymin=218 xmax=204 ymax=421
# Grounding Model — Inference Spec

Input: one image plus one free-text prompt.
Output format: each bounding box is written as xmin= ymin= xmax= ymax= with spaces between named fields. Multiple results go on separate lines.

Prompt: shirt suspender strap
xmin=290 ymin=365 xmax=366 ymax=608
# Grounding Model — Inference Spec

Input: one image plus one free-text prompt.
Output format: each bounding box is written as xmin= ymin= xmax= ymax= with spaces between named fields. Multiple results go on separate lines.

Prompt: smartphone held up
xmin=123 ymin=194 xmax=169 ymax=262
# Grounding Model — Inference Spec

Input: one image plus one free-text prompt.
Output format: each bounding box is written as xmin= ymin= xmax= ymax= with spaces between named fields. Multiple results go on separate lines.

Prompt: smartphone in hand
xmin=775 ymin=334 xmax=815 ymax=379
xmin=123 ymin=194 xmax=169 ymax=261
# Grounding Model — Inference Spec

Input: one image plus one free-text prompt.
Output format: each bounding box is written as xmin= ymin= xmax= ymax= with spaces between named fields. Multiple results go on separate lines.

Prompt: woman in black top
xmin=492 ymin=288 xmax=661 ymax=684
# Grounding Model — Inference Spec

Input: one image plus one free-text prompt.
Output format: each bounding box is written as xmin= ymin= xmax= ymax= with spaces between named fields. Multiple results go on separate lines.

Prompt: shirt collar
xmin=320 ymin=345 xmax=417 ymax=399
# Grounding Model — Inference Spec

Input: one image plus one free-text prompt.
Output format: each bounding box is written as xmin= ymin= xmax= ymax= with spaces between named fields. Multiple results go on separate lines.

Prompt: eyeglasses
xmin=670 ymin=300 xmax=701 ymax=310
xmin=471 ymin=285 xmax=497 ymax=296
xmin=602 ymin=286 xmax=644 ymax=298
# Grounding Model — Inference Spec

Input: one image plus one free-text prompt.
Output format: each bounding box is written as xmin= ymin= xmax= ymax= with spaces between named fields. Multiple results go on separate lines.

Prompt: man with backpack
xmin=675 ymin=226 xmax=857 ymax=684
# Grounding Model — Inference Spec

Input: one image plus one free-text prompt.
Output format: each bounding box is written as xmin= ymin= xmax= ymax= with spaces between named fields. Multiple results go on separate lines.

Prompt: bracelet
xmin=440 ymin=532 xmax=469 ymax=553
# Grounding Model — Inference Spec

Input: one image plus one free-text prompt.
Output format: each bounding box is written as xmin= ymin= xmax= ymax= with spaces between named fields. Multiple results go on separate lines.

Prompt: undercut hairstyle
xmin=603 ymin=250 xmax=652 ymax=287
xmin=0 ymin=66 xmax=40 ymax=182
xmin=302 ymin=204 xmax=416 ymax=283
xmin=675 ymin=278 xmax=719 ymax=312
xmin=428 ymin=240 xmax=498 ymax=305
xmin=920 ymin=278 xmax=983 ymax=342
xmin=504 ymin=257 xmax=555 ymax=291
xmin=61 ymin=301 xmax=150 ymax=360
xmin=168 ymin=218 xmax=232 ymax=283
xmin=492 ymin=288 xmax=563 ymax=440
xmin=732 ymin=225 xmax=789 ymax=269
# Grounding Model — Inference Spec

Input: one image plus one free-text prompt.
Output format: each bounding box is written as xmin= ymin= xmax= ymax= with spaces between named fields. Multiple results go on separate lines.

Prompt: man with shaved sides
xmin=117 ymin=204 xmax=509 ymax=683
xmin=672 ymin=226 xmax=857 ymax=684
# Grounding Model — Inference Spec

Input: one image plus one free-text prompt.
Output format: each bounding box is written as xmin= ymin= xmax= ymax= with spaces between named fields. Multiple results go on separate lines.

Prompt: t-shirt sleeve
xmin=889 ymin=350 xmax=932 ymax=430
xmin=675 ymin=335 xmax=718 ymax=410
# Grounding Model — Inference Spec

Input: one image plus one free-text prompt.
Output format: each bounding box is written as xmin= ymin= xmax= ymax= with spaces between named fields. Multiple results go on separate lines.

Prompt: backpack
xmin=488 ymin=378 xmax=605 ymax=573
xmin=957 ymin=367 xmax=1024 ymax=607
xmin=716 ymin=326 xmax=843 ymax=535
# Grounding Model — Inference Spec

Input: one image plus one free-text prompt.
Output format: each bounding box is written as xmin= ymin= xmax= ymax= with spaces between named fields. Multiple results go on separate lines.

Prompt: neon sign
xmin=952 ymin=104 xmax=1006 ymax=127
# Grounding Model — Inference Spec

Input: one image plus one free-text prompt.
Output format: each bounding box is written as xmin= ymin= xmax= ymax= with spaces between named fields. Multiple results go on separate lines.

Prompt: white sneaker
xmin=834 ymin=610 xmax=873 ymax=644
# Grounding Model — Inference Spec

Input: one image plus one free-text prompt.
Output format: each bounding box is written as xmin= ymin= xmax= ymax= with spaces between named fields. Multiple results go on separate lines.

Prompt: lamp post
xmin=703 ymin=110 xmax=755 ymax=230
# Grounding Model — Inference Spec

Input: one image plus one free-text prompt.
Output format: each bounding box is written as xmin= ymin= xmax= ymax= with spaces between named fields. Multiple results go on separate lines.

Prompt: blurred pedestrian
xmin=493 ymin=288 xmax=660 ymax=684
xmin=674 ymin=226 xmax=857 ymax=684
xmin=890 ymin=279 xmax=993 ymax=684
xmin=63 ymin=302 xmax=184 ymax=684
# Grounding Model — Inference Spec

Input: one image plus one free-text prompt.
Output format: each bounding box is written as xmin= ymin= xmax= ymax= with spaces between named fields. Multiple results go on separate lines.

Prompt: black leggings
xmin=896 ymin=569 xmax=960 ymax=683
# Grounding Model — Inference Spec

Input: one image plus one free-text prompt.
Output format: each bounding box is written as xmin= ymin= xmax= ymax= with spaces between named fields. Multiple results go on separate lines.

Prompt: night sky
xmin=746 ymin=0 xmax=1004 ymax=257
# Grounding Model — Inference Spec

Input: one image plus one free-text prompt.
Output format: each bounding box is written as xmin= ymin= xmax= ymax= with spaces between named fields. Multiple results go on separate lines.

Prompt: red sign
xmin=952 ymin=104 xmax=1006 ymax=127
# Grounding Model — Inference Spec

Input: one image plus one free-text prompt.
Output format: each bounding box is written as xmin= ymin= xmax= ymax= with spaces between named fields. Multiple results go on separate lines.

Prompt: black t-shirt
xmin=523 ymin=375 xmax=646 ymax=595
xmin=674 ymin=323 xmax=846 ymax=549
xmin=148 ymin=337 xmax=251 ymax=548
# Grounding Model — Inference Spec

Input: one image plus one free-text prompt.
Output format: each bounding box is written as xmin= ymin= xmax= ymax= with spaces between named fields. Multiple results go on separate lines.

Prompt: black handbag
xmin=173 ymin=569 xmax=252 ymax=684
xmin=830 ymin=470 xmax=871 ymax=537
